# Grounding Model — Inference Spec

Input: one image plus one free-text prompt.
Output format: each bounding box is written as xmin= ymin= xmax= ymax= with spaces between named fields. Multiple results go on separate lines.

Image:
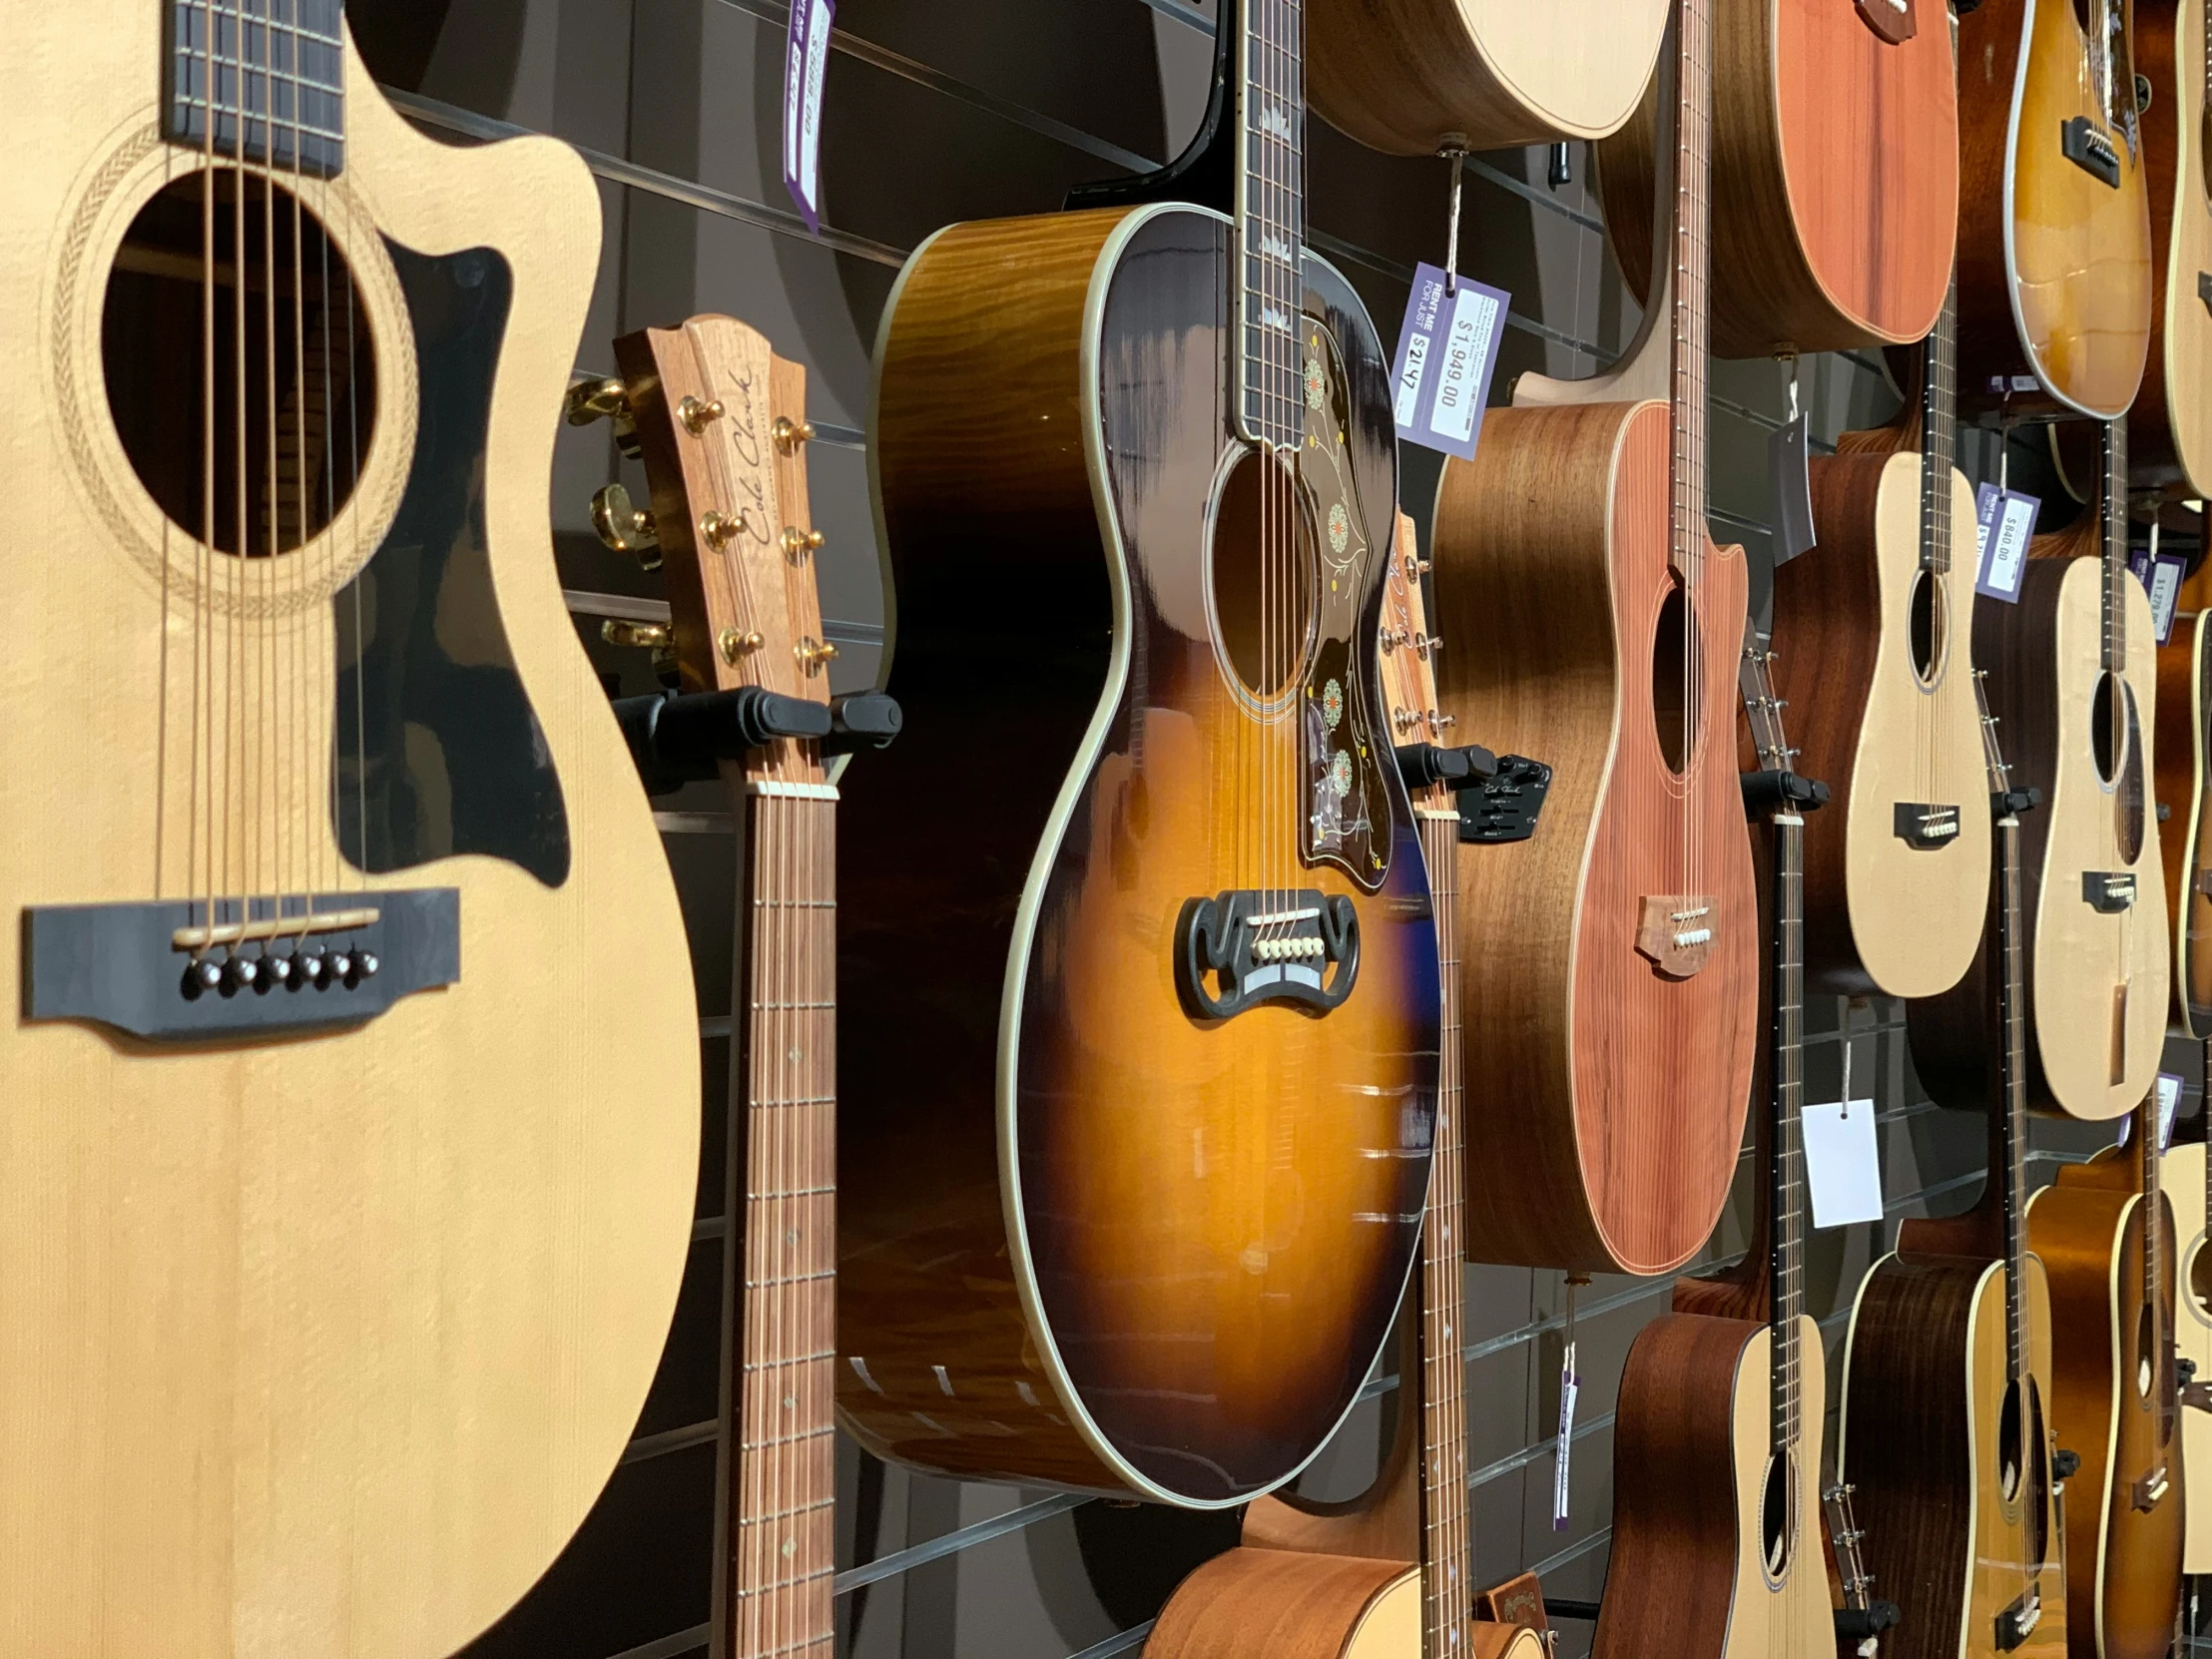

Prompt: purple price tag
xmin=1387 ymin=263 xmax=1509 ymax=463
xmin=2128 ymin=547 xmax=2187 ymax=643
xmin=782 ymin=0 xmax=835 ymax=236
xmin=1973 ymin=482 xmax=2038 ymax=604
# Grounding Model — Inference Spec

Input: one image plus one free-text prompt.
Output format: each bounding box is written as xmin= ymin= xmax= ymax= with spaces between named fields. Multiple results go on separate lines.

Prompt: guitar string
xmin=284 ymin=0 xmax=307 ymax=944
xmin=194 ymin=0 xmax=214 ymax=946
xmin=230 ymin=2 xmax=248 ymax=939
xmin=259 ymin=18 xmax=277 ymax=933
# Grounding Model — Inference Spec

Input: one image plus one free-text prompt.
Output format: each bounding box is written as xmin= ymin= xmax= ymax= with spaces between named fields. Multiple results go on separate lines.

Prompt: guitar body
xmin=1595 ymin=0 xmax=1957 ymax=357
xmin=2162 ymin=1139 xmax=2212 ymax=1570
xmin=1145 ymin=1549 xmax=1543 ymax=1659
xmin=1428 ymin=401 xmax=1757 ymax=1275
xmin=1305 ymin=0 xmax=1670 ymax=152
xmin=2154 ymin=609 xmax=2212 ymax=1031
xmin=1911 ymin=559 xmax=2166 ymax=1120
xmin=844 ymin=205 xmax=1439 ymax=1503
xmin=2129 ymin=0 xmax=2212 ymax=496
xmin=1777 ymin=450 xmax=1989 ymax=996
xmin=1592 ymin=1314 xmax=1832 ymax=1659
xmin=0 ymin=12 xmax=702 ymax=1655
xmin=1837 ymin=1253 xmax=2067 ymax=1659
xmin=2026 ymin=1155 xmax=2184 ymax=1659
xmin=1955 ymin=0 xmax=2154 ymax=416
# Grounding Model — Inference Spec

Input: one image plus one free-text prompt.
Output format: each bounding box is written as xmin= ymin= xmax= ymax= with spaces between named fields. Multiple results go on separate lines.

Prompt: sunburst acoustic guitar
xmin=838 ymin=0 xmax=1440 ymax=1505
xmin=0 ymin=2 xmax=703 ymax=1653
xmin=1598 ymin=0 xmax=1957 ymax=357
xmin=1429 ymin=0 xmax=1759 ymax=1277
xmin=2128 ymin=0 xmax=2212 ymax=498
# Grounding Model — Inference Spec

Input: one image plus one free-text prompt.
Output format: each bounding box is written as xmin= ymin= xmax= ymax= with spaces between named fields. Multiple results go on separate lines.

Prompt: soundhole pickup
xmin=1994 ymin=1586 xmax=2041 ymax=1651
xmin=2082 ymin=871 xmax=2137 ymax=913
xmin=1894 ymin=802 xmax=1960 ymax=849
xmin=1175 ymin=888 xmax=1360 ymax=1022
xmin=2132 ymin=1465 xmax=2169 ymax=1510
xmin=2061 ymin=116 xmax=2121 ymax=188
xmin=1457 ymin=755 xmax=1552 ymax=844
xmin=1635 ymin=894 xmax=1715 ymax=979
xmin=24 ymin=890 xmax=459 ymax=1041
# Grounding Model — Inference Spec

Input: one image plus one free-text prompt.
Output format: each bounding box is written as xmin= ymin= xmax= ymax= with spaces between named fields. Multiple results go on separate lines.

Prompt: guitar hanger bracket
xmin=614 ymin=686 xmax=899 ymax=795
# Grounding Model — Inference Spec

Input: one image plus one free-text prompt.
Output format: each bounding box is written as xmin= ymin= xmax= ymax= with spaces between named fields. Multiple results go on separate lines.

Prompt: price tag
xmin=1973 ymin=482 xmax=2039 ymax=604
xmin=1388 ymin=262 xmax=1509 ymax=463
xmin=1770 ymin=413 xmax=1815 ymax=563
xmin=2130 ymin=548 xmax=2187 ymax=644
xmin=2124 ymin=1074 xmax=2185 ymax=1151
xmin=1803 ymin=1097 xmax=1884 ymax=1228
xmin=781 ymin=0 xmax=835 ymax=236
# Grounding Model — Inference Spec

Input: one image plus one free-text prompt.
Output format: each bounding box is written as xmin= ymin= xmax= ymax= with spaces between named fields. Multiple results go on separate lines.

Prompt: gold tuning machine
xmin=679 ymin=395 xmax=726 ymax=434
xmin=719 ymin=627 xmax=765 ymax=666
xmin=590 ymin=483 xmax=661 ymax=569
xmin=702 ymin=509 xmax=751 ymax=551
xmin=601 ymin=619 xmax=672 ymax=652
xmin=1401 ymin=551 xmax=1431 ymax=580
xmin=566 ymin=374 xmax=642 ymax=458
xmin=782 ymin=525 xmax=827 ymax=560
xmin=795 ymin=636 xmax=838 ymax=677
xmin=773 ymin=415 xmax=817 ymax=454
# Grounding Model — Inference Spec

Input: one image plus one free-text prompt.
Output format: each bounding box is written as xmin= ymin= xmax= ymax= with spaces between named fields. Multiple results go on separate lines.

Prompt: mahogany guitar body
xmin=1596 ymin=0 xmax=1957 ymax=357
xmin=1144 ymin=1549 xmax=1542 ymax=1659
xmin=2026 ymin=1154 xmax=2185 ymax=1659
xmin=844 ymin=205 xmax=1440 ymax=1503
xmin=1428 ymin=401 xmax=1756 ymax=1275
xmin=2162 ymin=1139 xmax=2212 ymax=1571
xmin=1305 ymin=0 xmax=1671 ymax=152
xmin=1778 ymin=450 xmax=1990 ymax=996
xmin=1955 ymin=0 xmax=2154 ymax=416
xmin=2154 ymin=609 xmax=2212 ymax=1032
xmin=1910 ymin=559 xmax=2167 ymax=1120
xmin=2128 ymin=0 xmax=2212 ymax=496
xmin=1591 ymin=1314 xmax=1832 ymax=1659
xmin=1837 ymin=1253 xmax=2067 ymax=1659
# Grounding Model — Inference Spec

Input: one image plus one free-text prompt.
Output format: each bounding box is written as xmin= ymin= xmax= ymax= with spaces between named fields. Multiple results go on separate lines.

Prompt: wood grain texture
xmin=1596 ymin=0 xmax=1956 ymax=357
xmin=0 ymin=14 xmax=703 ymax=1655
xmin=2160 ymin=1139 xmax=2212 ymax=1571
xmin=1145 ymin=1550 xmax=1416 ymax=1659
xmin=2027 ymin=1153 xmax=2185 ymax=1659
xmin=1428 ymin=400 xmax=1757 ymax=1275
xmin=1306 ymin=0 xmax=1670 ymax=152
xmin=1837 ymin=1253 xmax=2067 ymax=1659
xmin=2128 ymin=0 xmax=2212 ymax=496
xmin=2154 ymin=611 xmax=2212 ymax=1032
xmin=842 ymin=206 xmax=1438 ymax=1503
xmin=1777 ymin=449 xmax=1989 ymax=996
xmin=1954 ymin=0 xmax=2154 ymax=416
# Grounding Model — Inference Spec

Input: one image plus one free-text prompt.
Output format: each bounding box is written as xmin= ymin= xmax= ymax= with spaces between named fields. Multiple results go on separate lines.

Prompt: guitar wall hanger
xmin=614 ymin=687 xmax=901 ymax=795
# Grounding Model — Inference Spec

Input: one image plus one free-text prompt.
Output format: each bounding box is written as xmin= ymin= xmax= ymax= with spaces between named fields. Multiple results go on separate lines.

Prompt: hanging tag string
xmin=1440 ymin=141 xmax=1466 ymax=296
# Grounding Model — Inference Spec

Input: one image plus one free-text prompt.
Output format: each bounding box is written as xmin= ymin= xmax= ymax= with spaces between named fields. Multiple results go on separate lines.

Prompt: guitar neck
xmin=2142 ymin=1087 xmax=2162 ymax=1333
xmin=1416 ymin=806 xmax=1472 ymax=1659
xmin=2103 ymin=418 xmax=2129 ymax=673
xmin=1669 ymin=0 xmax=1713 ymax=581
xmin=729 ymin=780 xmax=839 ymax=1654
xmin=1236 ymin=0 xmax=1305 ymax=450
xmin=1996 ymin=811 xmax=2028 ymax=1384
xmin=1768 ymin=807 xmax=1807 ymax=1459
xmin=1919 ymin=277 xmax=1957 ymax=575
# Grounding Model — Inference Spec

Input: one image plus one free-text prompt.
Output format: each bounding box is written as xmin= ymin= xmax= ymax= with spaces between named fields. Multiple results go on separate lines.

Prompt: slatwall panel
xmin=334 ymin=2 xmax=2187 ymax=1654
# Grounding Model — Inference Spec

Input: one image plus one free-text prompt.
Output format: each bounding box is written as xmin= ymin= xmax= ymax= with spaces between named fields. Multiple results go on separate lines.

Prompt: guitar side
xmin=2153 ymin=611 xmax=2212 ymax=1032
xmin=2129 ymin=0 xmax=2212 ymax=497
xmin=2164 ymin=1139 xmax=2212 ymax=1571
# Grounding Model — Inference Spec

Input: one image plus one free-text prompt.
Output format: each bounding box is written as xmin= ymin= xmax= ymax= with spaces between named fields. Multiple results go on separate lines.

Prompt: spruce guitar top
xmin=0 ymin=3 xmax=701 ymax=1652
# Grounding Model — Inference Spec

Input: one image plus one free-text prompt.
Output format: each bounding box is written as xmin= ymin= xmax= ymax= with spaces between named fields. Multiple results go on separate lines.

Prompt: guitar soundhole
xmin=1209 ymin=448 xmax=1317 ymax=704
xmin=101 ymin=170 xmax=377 ymax=557
xmin=1908 ymin=567 xmax=1944 ymax=686
xmin=1760 ymin=1451 xmax=1793 ymax=1580
xmin=1651 ymin=582 xmax=1696 ymax=776
xmin=1997 ymin=1378 xmax=2024 ymax=1504
xmin=2090 ymin=674 xmax=2148 ymax=861
xmin=2025 ymin=1382 xmax=2051 ymax=1567
xmin=2189 ymin=1232 xmax=2212 ymax=1324
xmin=2138 ymin=1302 xmax=2157 ymax=1397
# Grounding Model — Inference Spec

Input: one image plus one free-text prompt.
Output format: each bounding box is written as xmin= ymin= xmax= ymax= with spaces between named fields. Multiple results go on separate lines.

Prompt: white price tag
xmin=781 ymin=0 xmax=835 ymax=236
xmin=1973 ymin=482 xmax=2039 ymax=604
xmin=1803 ymin=1098 xmax=1884 ymax=1229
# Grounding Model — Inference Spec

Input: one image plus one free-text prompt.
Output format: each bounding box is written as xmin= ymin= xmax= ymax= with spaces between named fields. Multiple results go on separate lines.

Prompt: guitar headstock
xmin=1736 ymin=619 xmax=1798 ymax=782
xmin=1379 ymin=514 xmax=1452 ymax=798
xmin=611 ymin=314 xmax=832 ymax=782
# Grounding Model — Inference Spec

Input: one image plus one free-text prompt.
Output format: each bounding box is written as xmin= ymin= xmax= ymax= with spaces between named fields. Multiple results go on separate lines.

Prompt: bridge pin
xmin=356 ymin=952 xmax=379 ymax=979
xmin=267 ymin=955 xmax=293 ymax=985
xmin=302 ymin=952 xmax=330 ymax=987
xmin=329 ymin=952 xmax=353 ymax=983
xmin=195 ymin=959 xmax=224 ymax=992
xmin=230 ymin=957 xmax=259 ymax=989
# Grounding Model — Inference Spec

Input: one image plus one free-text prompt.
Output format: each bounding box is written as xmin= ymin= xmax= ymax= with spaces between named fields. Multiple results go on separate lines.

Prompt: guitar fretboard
xmin=167 ymin=0 xmax=345 ymax=176
xmin=1998 ymin=813 xmax=2029 ymax=1382
xmin=2103 ymin=418 xmax=2129 ymax=673
xmin=1919 ymin=278 xmax=1957 ymax=576
xmin=1668 ymin=0 xmax=1713 ymax=585
xmin=1237 ymin=0 xmax=1305 ymax=451
xmin=1769 ymin=810 xmax=1807 ymax=1458
xmin=730 ymin=787 xmax=837 ymax=1657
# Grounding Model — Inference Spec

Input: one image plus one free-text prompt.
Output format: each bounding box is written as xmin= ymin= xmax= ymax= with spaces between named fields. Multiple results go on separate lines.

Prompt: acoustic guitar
xmin=1954 ymin=0 xmax=2153 ymax=416
xmin=1305 ymin=0 xmax=1670 ymax=153
xmin=1834 ymin=672 xmax=2067 ymax=1659
xmin=1910 ymin=424 xmax=2168 ymax=1122
xmin=2131 ymin=0 xmax=2212 ymax=498
xmin=2027 ymin=1100 xmax=2185 ymax=1658
xmin=1429 ymin=0 xmax=1759 ymax=1277
xmin=0 ymin=3 xmax=703 ymax=1653
xmin=1597 ymin=0 xmax=1957 ymax=358
xmin=1774 ymin=285 xmax=1990 ymax=998
xmin=2161 ymin=1070 xmax=2212 ymax=1572
xmin=839 ymin=0 xmax=1440 ymax=1505
xmin=1146 ymin=519 xmax=1535 ymax=1659
xmin=603 ymin=318 xmax=844 ymax=1657
xmin=1589 ymin=612 xmax=1831 ymax=1659
xmin=2154 ymin=608 xmax=2212 ymax=1031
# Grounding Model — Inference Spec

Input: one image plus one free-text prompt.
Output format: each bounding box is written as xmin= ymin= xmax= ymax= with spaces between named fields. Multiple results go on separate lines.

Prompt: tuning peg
xmin=1401 ymin=552 xmax=1431 ymax=580
xmin=602 ymin=619 xmax=673 ymax=652
xmin=679 ymin=395 xmax=727 ymax=435
xmin=782 ymin=525 xmax=827 ymax=560
xmin=591 ymin=483 xmax=661 ymax=568
xmin=774 ymin=415 xmax=817 ymax=454
xmin=566 ymin=375 xmax=630 ymax=426
xmin=1379 ymin=627 xmax=1409 ymax=651
xmin=1417 ymin=633 xmax=1443 ymax=658
xmin=701 ymin=509 xmax=752 ymax=551
xmin=719 ymin=627 xmax=765 ymax=666
xmin=1429 ymin=710 xmax=1456 ymax=731
xmin=1392 ymin=707 xmax=1419 ymax=733
xmin=795 ymin=636 xmax=838 ymax=677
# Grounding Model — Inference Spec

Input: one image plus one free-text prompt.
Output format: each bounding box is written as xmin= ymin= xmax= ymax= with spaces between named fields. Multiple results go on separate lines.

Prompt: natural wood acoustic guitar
xmin=839 ymin=0 xmax=1440 ymax=1504
xmin=2026 ymin=1102 xmax=2185 ymax=1658
xmin=0 ymin=6 xmax=704 ymax=1655
xmin=2154 ymin=608 xmax=2212 ymax=1031
xmin=1145 ymin=519 xmax=1534 ymax=1659
xmin=1910 ymin=425 xmax=2168 ymax=1121
xmin=1428 ymin=0 xmax=1759 ymax=1277
xmin=1589 ymin=614 xmax=1831 ymax=1659
xmin=1305 ymin=0 xmax=1671 ymax=152
xmin=1597 ymin=0 xmax=1957 ymax=357
xmin=1954 ymin=0 xmax=2153 ymax=416
xmin=603 ymin=318 xmax=844 ymax=1657
xmin=2131 ymin=0 xmax=2212 ymax=498
xmin=2161 ymin=1073 xmax=2212 ymax=1573
xmin=1774 ymin=286 xmax=1990 ymax=998
xmin=1834 ymin=673 xmax=2067 ymax=1659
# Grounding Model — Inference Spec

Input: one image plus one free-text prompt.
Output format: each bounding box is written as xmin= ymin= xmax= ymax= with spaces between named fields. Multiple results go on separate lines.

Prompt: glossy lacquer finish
xmin=842 ymin=206 xmax=1438 ymax=1503
xmin=2164 ymin=1139 xmax=2212 ymax=1571
xmin=2129 ymin=0 xmax=2212 ymax=496
xmin=2154 ymin=612 xmax=2212 ymax=1032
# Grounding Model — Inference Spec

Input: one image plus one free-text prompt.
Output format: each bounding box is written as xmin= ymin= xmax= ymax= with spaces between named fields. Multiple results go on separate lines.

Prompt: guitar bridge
xmin=2083 ymin=871 xmax=2137 ymax=913
xmin=2132 ymin=1466 xmax=2169 ymax=1510
xmin=1994 ymin=1586 xmax=2041 ymax=1650
xmin=1175 ymin=889 xmax=1362 ymax=1021
xmin=2061 ymin=116 xmax=2121 ymax=188
xmin=1635 ymin=895 xmax=1715 ymax=979
xmin=1893 ymin=802 xmax=1960 ymax=849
